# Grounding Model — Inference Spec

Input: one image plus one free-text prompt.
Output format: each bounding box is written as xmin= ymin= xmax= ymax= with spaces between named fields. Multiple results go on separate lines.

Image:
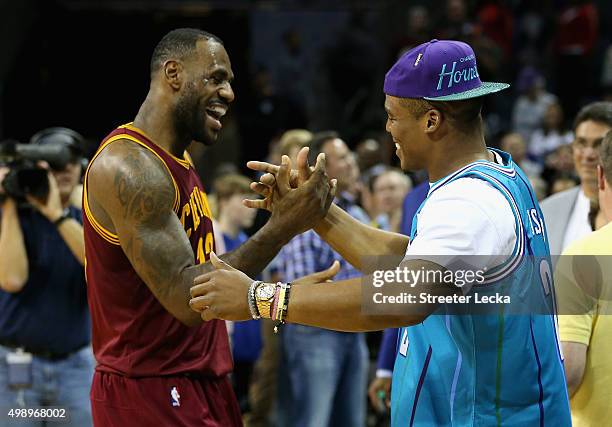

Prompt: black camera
xmin=0 ymin=128 xmax=84 ymax=202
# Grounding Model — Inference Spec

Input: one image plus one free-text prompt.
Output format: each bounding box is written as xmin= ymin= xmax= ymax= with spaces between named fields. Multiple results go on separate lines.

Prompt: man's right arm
xmin=314 ymin=204 xmax=409 ymax=273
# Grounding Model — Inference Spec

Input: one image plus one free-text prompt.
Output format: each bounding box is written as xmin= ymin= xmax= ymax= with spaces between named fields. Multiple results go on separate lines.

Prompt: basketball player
xmin=83 ymin=28 xmax=335 ymax=426
xmin=190 ymin=40 xmax=572 ymax=425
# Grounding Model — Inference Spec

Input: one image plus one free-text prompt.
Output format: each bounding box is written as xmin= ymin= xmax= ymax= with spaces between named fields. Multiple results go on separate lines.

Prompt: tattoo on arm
xmin=95 ymin=143 xmax=198 ymax=325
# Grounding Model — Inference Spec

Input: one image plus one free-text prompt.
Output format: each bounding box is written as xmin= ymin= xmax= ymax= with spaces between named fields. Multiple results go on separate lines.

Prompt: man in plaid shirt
xmin=277 ymin=132 xmax=370 ymax=427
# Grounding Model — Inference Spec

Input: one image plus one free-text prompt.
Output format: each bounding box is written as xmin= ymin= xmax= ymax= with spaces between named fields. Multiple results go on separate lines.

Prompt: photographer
xmin=0 ymin=128 xmax=93 ymax=426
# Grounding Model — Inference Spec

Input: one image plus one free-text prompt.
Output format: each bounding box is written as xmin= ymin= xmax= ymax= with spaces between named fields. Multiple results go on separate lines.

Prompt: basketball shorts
xmin=91 ymin=370 xmax=242 ymax=426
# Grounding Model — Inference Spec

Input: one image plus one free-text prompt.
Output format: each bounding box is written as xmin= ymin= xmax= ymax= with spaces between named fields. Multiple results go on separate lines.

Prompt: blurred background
xmin=1 ymin=0 xmax=611 ymax=190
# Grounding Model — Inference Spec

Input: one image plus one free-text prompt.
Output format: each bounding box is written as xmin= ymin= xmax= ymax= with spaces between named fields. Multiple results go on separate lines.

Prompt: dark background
xmin=1 ymin=0 xmax=612 ymax=183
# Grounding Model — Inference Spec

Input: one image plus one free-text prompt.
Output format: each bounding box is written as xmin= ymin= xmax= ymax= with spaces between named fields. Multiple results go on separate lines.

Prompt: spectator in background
xmin=500 ymin=132 xmax=542 ymax=177
xmin=244 ymin=129 xmax=312 ymax=427
xmin=368 ymin=177 xmax=428 ymax=416
xmin=555 ymin=129 xmax=612 ymax=427
xmin=356 ymin=138 xmax=385 ymax=172
xmin=0 ymin=128 xmax=94 ymax=426
xmin=514 ymin=1 xmax=552 ymax=66
xmin=315 ymin=11 xmax=382 ymax=140
xmin=275 ymin=29 xmax=308 ymax=118
xmin=359 ymin=164 xmax=387 ymax=224
xmin=529 ymin=102 xmax=573 ymax=161
xmin=529 ymin=175 xmax=548 ymax=201
xmin=554 ymin=0 xmax=599 ymax=119
xmin=345 ymin=151 xmax=363 ymax=201
xmin=213 ymin=174 xmax=261 ymax=413
xmin=551 ymin=174 xmax=580 ymax=196
xmin=476 ymin=0 xmax=513 ymax=60
xmin=540 ymin=102 xmax=612 ymax=256
xmin=278 ymin=129 xmax=312 ymax=164
xmin=370 ymin=168 xmax=412 ymax=232
xmin=436 ymin=0 xmax=474 ymax=40
xmin=601 ymin=44 xmax=612 ymax=101
xmin=237 ymin=67 xmax=305 ymax=166
xmin=512 ymin=67 xmax=557 ymax=141
xmin=542 ymin=144 xmax=576 ymax=185
xmin=391 ymin=5 xmax=431 ymax=55
xmin=277 ymin=132 xmax=368 ymax=427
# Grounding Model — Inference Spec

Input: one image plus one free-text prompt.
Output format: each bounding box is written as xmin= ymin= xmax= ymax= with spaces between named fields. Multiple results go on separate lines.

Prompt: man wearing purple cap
xmin=190 ymin=40 xmax=571 ymax=426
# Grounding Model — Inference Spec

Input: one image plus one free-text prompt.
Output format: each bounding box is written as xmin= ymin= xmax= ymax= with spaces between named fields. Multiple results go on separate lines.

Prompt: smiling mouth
xmin=206 ymin=105 xmax=226 ymax=120
xmin=205 ymin=104 xmax=227 ymax=131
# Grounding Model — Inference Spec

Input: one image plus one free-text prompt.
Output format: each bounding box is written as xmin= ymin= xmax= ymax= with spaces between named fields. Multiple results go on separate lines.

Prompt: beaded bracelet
xmin=248 ymin=280 xmax=263 ymax=319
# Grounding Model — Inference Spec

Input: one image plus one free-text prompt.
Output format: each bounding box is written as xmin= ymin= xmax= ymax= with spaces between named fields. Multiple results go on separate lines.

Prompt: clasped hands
xmin=189 ymin=147 xmax=339 ymax=322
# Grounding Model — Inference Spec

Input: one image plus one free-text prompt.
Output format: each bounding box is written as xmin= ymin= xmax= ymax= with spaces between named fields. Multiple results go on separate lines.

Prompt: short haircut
xmin=400 ymin=97 xmax=484 ymax=134
xmin=573 ymin=101 xmax=612 ymax=131
xmin=307 ymin=131 xmax=340 ymax=165
xmin=599 ymin=129 xmax=612 ymax=184
xmin=213 ymin=174 xmax=252 ymax=202
xmin=150 ymin=28 xmax=223 ymax=75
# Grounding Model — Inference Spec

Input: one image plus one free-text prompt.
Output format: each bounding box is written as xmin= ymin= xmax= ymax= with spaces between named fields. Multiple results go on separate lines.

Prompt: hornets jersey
xmin=392 ymin=149 xmax=571 ymax=426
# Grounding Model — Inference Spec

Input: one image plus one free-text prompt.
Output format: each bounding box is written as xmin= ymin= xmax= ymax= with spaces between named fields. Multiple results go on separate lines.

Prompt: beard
xmin=173 ymin=83 xmax=216 ymax=146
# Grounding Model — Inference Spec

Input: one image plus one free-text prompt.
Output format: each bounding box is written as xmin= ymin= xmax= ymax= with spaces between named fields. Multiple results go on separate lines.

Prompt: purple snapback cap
xmin=384 ymin=39 xmax=509 ymax=101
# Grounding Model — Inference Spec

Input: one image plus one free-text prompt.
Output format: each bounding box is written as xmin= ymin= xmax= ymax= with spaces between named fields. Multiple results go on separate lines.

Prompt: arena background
xmin=2 ymin=0 xmax=611 ymax=187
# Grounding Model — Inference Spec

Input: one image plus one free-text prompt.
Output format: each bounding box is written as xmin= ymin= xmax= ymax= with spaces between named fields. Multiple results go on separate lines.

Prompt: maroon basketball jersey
xmin=83 ymin=123 xmax=232 ymax=378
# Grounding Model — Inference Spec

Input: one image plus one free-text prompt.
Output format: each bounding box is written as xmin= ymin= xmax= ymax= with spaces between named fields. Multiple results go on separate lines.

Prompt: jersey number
xmin=196 ymin=232 xmax=214 ymax=264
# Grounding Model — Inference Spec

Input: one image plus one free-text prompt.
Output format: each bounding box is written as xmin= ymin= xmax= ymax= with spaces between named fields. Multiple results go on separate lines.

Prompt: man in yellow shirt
xmin=557 ymin=129 xmax=612 ymax=425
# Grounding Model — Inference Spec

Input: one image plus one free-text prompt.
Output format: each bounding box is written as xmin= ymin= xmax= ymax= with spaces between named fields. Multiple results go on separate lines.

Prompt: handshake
xmin=189 ymin=147 xmax=341 ymax=322
xmin=242 ymin=146 xmax=338 ymax=235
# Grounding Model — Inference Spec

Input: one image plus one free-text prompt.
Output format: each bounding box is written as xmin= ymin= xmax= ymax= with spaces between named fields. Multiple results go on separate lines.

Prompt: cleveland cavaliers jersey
xmin=83 ymin=123 xmax=232 ymax=378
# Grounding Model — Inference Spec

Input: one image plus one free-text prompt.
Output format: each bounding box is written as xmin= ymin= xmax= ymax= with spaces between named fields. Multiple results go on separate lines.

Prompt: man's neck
xmin=581 ymin=182 xmax=598 ymax=200
xmin=427 ymin=134 xmax=490 ymax=182
xmin=132 ymin=90 xmax=189 ymax=157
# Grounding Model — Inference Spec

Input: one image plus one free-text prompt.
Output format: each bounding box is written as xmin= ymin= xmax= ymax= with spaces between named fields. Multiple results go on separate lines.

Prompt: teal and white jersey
xmin=391 ymin=149 xmax=571 ymax=426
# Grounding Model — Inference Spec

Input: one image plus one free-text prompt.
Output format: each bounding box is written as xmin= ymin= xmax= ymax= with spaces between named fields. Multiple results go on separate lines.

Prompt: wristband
xmin=270 ymin=284 xmax=282 ymax=320
xmin=53 ymin=208 xmax=71 ymax=227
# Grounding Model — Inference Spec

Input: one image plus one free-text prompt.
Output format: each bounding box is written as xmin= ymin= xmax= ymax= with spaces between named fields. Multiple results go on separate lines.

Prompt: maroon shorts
xmin=91 ymin=371 xmax=242 ymax=427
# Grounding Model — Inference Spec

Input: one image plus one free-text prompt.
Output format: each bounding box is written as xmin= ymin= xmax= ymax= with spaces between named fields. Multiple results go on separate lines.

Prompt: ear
xmin=163 ymin=60 xmax=183 ymax=90
xmin=598 ymin=164 xmax=606 ymax=191
xmin=424 ymin=109 xmax=442 ymax=134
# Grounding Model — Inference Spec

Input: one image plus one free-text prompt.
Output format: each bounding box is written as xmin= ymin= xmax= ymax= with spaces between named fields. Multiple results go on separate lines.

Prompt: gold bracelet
xmin=275 ymin=286 xmax=286 ymax=321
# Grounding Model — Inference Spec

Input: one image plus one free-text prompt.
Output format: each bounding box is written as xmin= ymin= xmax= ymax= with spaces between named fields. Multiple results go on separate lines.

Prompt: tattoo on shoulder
xmin=113 ymin=150 xmax=175 ymax=225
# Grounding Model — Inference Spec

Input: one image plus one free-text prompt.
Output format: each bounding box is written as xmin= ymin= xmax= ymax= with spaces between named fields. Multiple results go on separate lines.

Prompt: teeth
xmin=395 ymin=143 xmax=400 ymax=149
xmin=207 ymin=106 xmax=227 ymax=118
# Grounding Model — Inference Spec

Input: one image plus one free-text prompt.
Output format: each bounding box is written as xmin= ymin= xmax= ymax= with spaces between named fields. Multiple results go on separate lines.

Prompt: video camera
xmin=0 ymin=127 xmax=84 ymax=202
